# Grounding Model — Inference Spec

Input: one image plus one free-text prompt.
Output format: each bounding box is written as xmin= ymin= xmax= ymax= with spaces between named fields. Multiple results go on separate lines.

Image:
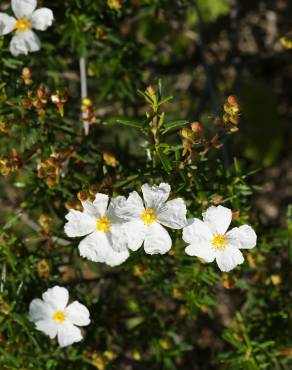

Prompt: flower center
xmin=96 ymin=216 xmax=111 ymax=232
xmin=211 ymin=234 xmax=228 ymax=250
xmin=15 ymin=18 xmax=32 ymax=32
xmin=141 ymin=208 xmax=157 ymax=224
xmin=52 ymin=311 xmax=65 ymax=324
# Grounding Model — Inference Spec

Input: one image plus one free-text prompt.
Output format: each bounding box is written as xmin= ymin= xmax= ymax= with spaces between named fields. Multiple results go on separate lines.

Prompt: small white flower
xmin=64 ymin=193 xmax=129 ymax=266
xmin=0 ymin=0 xmax=53 ymax=56
xmin=183 ymin=205 xmax=257 ymax=272
xmin=115 ymin=183 xmax=187 ymax=255
xmin=29 ymin=286 xmax=90 ymax=347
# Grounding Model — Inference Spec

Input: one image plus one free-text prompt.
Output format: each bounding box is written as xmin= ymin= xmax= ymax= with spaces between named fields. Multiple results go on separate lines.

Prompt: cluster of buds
xmin=51 ymin=90 xmax=68 ymax=117
xmin=107 ymin=0 xmax=122 ymax=10
xmin=103 ymin=152 xmax=119 ymax=168
xmin=22 ymin=83 xmax=48 ymax=116
xmin=223 ymin=95 xmax=240 ymax=131
xmin=21 ymin=67 xmax=67 ymax=117
xmin=81 ymin=97 xmax=96 ymax=125
xmin=182 ymin=122 xmax=224 ymax=158
xmin=0 ymin=149 xmax=22 ymax=176
xmin=181 ymin=121 xmax=202 ymax=156
xmin=37 ymin=149 xmax=74 ymax=188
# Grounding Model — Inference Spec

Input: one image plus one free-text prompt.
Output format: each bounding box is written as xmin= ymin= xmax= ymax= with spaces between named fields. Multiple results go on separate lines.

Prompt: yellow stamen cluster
xmin=96 ymin=216 xmax=111 ymax=232
xmin=141 ymin=208 xmax=157 ymax=224
xmin=211 ymin=234 xmax=227 ymax=250
xmin=15 ymin=18 xmax=32 ymax=32
xmin=52 ymin=311 xmax=65 ymax=323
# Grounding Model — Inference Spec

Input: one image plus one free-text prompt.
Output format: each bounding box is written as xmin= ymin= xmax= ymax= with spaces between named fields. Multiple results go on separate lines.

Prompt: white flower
xmin=0 ymin=0 xmax=53 ymax=56
xmin=183 ymin=205 xmax=257 ymax=272
xmin=115 ymin=183 xmax=187 ymax=255
xmin=29 ymin=286 xmax=90 ymax=347
xmin=64 ymin=193 xmax=129 ymax=266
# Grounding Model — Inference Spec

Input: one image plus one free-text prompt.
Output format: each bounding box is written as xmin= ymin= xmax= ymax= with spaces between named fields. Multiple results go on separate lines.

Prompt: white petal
xmin=57 ymin=322 xmax=82 ymax=347
xmin=65 ymin=301 xmax=90 ymax=327
xmin=30 ymin=8 xmax=53 ymax=31
xmin=114 ymin=191 xmax=144 ymax=221
xmin=157 ymin=198 xmax=187 ymax=229
xmin=12 ymin=0 xmax=37 ymax=18
xmin=64 ymin=210 xmax=96 ymax=237
xmin=81 ymin=200 xmax=99 ymax=217
xmin=78 ymin=232 xmax=109 ymax=263
xmin=203 ymin=205 xmax=232 ymax=235
xmin=185 ymin=242 xmax=215 ymax=262
xmin=78 ymin=231 xmax=129 ymax=266
xmin=144 ymin=222 xmax=171 ymax=255
xmin=104 ymin=247 xmax=130 ymax=267
xmin=124 ymin=219 xmax=146 ymax=251
xmin=106 ymin=195 xmax=126 ymax=222
xmin=9 ymin=30 xmax=40 ymax=56
xmin=182 ymin=218 xmax=213 ymax=244
xmin=227 ymin=225 xmax=257 ymax=249
xmin=29 ymin=298 xmax=52 ymax=322
xmin=0 ymin=14 xmax=16 ymax=35
xmin=107 ymin=223 xmax=128 ymax=252
xmin=141 ymin=183 xmax=170 ymax=209
xmin=216 ymin=247 xmax=244 ymax=272
xmin=92 ymin=193 xmax=109 ymax=216
xmin=35 ymin=319 xmax=57 ymax=339
xmin=42 ymin=286 xmax=69 ymax=311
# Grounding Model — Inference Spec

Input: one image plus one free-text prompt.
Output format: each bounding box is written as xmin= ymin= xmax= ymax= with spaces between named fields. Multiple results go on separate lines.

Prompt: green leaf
xmin=157 ymin=148 xmax=173 ymax=173
xmin=126 ymin=316 xmax=144 ymax=330
xmin=157 ymin=95 xmax=173 ymax=107
xmin=162 ymin=120 xmax=189 ymax=134
xmin=115 ymin=118 xmax=143 ymax=128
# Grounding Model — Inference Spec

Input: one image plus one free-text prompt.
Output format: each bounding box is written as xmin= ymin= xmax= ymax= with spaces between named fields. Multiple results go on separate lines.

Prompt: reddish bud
xmin=227 ymin=95 xmax=238 ymax=105
xmin=22 ymin=98 xmax=32 ymax=109
xmin=191 ymin=121 xmax=202 ymax=133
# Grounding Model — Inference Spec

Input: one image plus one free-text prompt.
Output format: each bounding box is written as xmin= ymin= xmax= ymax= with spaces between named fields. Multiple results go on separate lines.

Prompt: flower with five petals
xmin=29 ymin=286 xmax=90 ymax=347
xmin=114 ymin=183 xmax=187 ymax=255
xmin=64 ymin=193 xmax=129 ymax=266
xmin=0 ymin=0 xmax=53 ymax=56
xmin=183 ymin=205 xmax=257 ymax=272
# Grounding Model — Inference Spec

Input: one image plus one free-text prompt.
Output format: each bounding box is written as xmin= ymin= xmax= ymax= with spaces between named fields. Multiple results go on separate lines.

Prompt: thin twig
xmin=79 ymin=56 xmax=89 ymax=135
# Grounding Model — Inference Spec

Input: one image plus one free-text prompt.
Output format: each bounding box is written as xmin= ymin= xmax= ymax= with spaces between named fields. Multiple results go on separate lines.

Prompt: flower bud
xmin=78 ymin=191 xmax=88 ymax=202
xmin=46 ymin=175 xmax=57 ymax=188
xmin=38 ymin=214 xmax=51 ymax=234
xmin=37 ymin=259 xmax=50 ymax=279
xmin=22 ymin=98 xmax=32 ymax=110
xmin=103 ymin=152 xmax=119 ymax=167
xmin=107 ymin=0 xmax=122 ymax=10
xmin=145 ymin=85 xmax=156 ymax=96
xmin=227 ymin=95 xmax=238 ymax=106
xmin=37 ymin=84 xmax=47 ymax=100
xmin=21 ymin=67 xmax=32 ymax=85
xmin=191 ymin=121 xmax=202 ymax=133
